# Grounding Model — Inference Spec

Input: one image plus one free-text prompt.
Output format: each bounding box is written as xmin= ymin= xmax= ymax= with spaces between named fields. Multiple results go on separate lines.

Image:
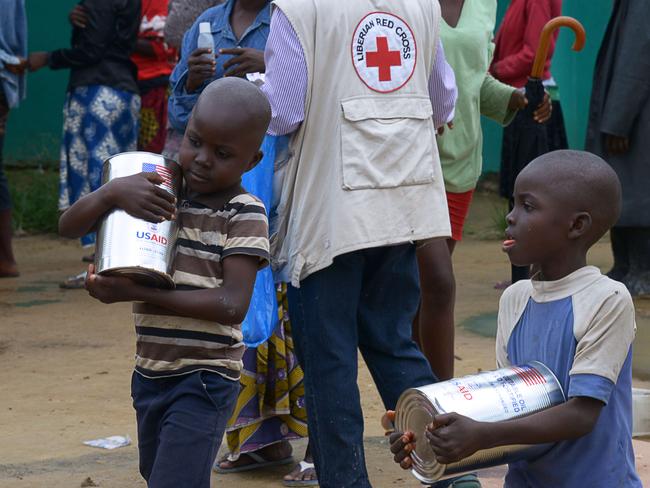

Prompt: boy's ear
xmin=568 ymin=212 xmax=592 ymax=240
xmin=246 ymin=150 xmax=263 ymax=173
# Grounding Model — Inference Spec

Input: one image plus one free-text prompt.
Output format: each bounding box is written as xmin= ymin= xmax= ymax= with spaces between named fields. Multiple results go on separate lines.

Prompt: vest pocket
xmin=340 ymin=96 xmax=435 ymax=190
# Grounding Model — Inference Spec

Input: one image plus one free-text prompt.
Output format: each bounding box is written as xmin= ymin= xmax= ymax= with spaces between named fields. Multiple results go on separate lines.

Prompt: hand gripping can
xmin=95 ymin=152 xmax=182 ymax=289
xmin=395 ymin=361 xmax=565 ymax=483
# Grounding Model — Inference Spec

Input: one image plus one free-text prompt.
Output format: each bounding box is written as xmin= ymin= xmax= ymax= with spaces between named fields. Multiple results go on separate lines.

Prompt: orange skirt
xmin=446 ymin=189 xmax=475 ymax=241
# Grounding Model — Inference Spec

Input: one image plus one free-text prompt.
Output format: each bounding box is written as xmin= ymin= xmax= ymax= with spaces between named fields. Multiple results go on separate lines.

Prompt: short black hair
xmin=194 ymin=77 xmax=271 ymax=145
xmin=522 ymin=150 xmax=622 ymax=245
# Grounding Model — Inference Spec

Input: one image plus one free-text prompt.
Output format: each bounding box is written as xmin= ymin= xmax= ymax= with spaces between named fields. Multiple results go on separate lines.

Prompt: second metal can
xmin=395 ymin=361 xmax=565 ymax=483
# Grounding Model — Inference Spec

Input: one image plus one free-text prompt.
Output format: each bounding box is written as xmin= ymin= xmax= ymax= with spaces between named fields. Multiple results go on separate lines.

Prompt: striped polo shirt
xmin=133 ymin=192 xmax=270 ymax=380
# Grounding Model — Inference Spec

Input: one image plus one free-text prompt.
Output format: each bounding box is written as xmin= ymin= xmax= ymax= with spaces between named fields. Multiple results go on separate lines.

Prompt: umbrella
xmin=504 ymin=16 xmax=586 ymax=282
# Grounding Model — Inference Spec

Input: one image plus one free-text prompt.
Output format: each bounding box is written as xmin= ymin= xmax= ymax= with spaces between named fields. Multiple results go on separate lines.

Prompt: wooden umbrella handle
xmin=531 ymin=16 xmax=586 ymax=79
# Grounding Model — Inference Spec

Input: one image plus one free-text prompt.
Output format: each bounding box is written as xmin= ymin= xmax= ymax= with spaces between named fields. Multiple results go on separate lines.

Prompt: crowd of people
xmin=1 ymin=0 xmax=649 ymax=487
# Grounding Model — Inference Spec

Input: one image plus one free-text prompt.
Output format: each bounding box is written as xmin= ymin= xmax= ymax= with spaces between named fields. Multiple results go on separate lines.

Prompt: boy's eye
xmin=216 ymin=149 xmax=231 ymax=159
xmin=188 ymin=136 xmax=200 ymax=148
xmin=523 ymin=202 xmax=534 ymax=212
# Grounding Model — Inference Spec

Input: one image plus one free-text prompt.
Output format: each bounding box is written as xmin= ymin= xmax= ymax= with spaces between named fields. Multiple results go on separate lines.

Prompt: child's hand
xmin=84 ymin=264 xmax=142 ymax=304
xmin=426 ymin=412 xmax=485 ymax=464
xmin=383 ymin=410 xmax=416 ymax=470
xmin=186 ymin=47 xmax=216 ymax=92
xmin=389 ymin=430 xmax=416 ymax=470
xmin=106 ymin=172 xmax=176 ymax=223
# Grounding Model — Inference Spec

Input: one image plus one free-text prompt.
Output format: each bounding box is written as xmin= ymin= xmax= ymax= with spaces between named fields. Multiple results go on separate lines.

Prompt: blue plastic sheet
xmin=239 ymin=135 xmax=283 ymax=347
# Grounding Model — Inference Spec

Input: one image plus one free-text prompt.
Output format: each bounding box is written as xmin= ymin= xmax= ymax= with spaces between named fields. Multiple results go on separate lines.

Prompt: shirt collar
xmin=530 ymin=265 xmax=603 ymax=303
xmin=212 ymin=0 xmax=271 ymax=42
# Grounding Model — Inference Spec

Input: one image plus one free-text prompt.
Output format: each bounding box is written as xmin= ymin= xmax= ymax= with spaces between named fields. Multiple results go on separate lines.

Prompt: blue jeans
xmin=287 ymin=244 xmax=437 ymax=488
xmin=131 ymin=371 xmax=239 ymax=487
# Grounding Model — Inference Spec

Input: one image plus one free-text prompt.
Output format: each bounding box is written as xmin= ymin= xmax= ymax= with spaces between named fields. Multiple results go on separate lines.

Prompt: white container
xmin=395 ymin=361 xmax=565 ymax=483
xmin=95 ymin=152 xmax=182 ymax=289
xmin=197 ymin=22 xmax=214 ymax=60
xmin=632 ymin=388 xmax=650 ymax=438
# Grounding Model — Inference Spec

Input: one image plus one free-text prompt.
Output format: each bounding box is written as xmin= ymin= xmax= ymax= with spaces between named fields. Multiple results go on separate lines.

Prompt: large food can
xmin=395 ymin=361 xmax=565 ymax=483
xmin=95 ymin=152 xmax=182 ymax=289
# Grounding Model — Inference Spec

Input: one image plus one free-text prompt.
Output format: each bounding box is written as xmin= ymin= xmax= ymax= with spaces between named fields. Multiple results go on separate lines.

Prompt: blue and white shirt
xmin=496 ymin=266 xmax=641 ymax=488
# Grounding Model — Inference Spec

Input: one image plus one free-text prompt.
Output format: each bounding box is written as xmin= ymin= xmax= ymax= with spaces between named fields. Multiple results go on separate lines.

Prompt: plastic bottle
xmin=197 ymin=22 xmax=214 ymax=61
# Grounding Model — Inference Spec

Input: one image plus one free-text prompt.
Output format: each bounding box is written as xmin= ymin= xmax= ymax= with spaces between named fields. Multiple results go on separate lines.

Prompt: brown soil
xmin=1 ymin=192 xmax=649 ymax=487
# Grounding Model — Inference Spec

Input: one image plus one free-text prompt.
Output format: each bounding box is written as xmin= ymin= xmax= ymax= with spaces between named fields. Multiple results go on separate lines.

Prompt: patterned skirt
xmin=225 ymin=285 xmax=308 ymax=458
xmin=58 ymin=85 xmax=140 ymax=246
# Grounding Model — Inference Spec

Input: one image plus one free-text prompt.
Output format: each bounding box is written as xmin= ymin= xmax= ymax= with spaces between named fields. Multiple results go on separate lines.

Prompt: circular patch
xmin=351 ymin=12 xmax=417 ymax=93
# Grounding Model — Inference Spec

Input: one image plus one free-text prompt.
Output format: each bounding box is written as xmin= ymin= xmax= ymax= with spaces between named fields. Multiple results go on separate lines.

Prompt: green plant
xmin=8 ymin=167 xmax=59 ymax=234
xmin=490 ymin=200 xmax=509 ymax=237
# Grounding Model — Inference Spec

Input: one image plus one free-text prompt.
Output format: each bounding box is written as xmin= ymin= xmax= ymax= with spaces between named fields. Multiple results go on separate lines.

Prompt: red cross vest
xmin=271 ymin=0 xmax=451 ymax=285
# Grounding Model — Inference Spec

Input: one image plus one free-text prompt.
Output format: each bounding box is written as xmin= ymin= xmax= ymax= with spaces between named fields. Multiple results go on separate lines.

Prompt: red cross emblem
xmin=366 ymin=37 xmax=402 ymax=82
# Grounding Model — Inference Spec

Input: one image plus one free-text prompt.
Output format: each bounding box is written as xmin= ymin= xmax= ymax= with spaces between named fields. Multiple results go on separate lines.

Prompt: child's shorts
xmin=131 ymin=370 xmax=239 ymax=488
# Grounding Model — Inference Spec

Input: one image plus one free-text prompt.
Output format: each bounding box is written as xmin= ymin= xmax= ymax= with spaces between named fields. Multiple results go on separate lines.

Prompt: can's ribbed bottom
xmin=98 ymin=266 xmax=175 ymax=289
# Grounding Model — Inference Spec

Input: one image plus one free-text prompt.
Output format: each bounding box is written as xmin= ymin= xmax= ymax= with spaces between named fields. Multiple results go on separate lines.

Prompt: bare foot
xmin=284 ymin=459 xmax=318 ymax=485
xmin=217 ymin=440 xmax=293 ymax=472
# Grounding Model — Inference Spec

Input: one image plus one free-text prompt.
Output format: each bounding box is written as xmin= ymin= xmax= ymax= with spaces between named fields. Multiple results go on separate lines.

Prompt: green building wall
xmin=5 ymin=0 xmax=78 ymax=165
xmin=6 ymin=1 xmax=613 ymax=171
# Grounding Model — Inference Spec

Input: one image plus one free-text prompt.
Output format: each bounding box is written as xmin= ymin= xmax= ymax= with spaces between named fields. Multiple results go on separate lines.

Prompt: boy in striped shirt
xmin=59 ymin=77 xmax=271 ymax=487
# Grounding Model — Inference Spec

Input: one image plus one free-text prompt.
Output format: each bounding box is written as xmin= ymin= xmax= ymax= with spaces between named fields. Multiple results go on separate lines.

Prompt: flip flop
xmin=59 ymin=271 xmax=87 ymax=289
xmin=283 ymin=461 xmax=319 ymax=487
xmin=214 ymin=451 xmax=294 ymax=474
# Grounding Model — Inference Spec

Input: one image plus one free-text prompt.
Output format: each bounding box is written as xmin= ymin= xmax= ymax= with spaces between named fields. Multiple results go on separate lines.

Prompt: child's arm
xmin=59 ymin=172 xmax=176 ymax=238
xmin=425 ymin=397 xmax=603 ymax=464
xmin=387 ymin=397 xmax=603 ymax=468
xmin=84 ymin=253 xmax=258 ymax=324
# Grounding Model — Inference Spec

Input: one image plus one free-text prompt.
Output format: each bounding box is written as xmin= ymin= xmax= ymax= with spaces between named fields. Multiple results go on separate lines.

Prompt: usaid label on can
xmin=95 ymin=152 xmax=182 ymax=289
xmin=395 ymin=361 xmax=565 ymax=483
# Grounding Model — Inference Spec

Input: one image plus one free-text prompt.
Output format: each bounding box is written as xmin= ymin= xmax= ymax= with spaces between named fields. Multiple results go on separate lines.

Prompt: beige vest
xmin=272 ymin=0 xmax=451 ymax=286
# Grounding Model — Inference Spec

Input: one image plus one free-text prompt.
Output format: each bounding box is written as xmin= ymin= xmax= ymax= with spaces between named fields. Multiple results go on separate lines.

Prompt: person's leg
xmin=357 ymin=244 xmax=435 ymax=408
xmin=607 ymin=226 xmax=630 ymax=282
xmin=0 ymin=92 xmax=17 ymax=278
xmin=414 ymin=239 xmax=456 ymax=380
xmin=131 ymin=371 xmax=166 ymax=482
xmin=358 ymin=245 xmax=481 ymax=488
xmin=624 ymin=227 xmax=650 ymax=296
xmin=147 ymin=372 xmax=239 ymax=488
xmin=287 ymin=251 xmax=371 ymax=488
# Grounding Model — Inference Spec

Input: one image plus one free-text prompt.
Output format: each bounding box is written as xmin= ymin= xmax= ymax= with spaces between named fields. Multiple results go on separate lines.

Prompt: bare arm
xmin=388 ymin=397 xmax=602 ymax=468
xmin=58 ymin=172 xmax=176 ymax=238
xmin=85 ymin=254 xmax=258 ymax=324
xmin=426 ymin=397 xmax=603 ymax=464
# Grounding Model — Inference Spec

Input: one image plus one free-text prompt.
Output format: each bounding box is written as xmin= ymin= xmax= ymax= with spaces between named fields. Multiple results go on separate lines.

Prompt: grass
xmin=8 ymin=167 xmax=60 ymax=234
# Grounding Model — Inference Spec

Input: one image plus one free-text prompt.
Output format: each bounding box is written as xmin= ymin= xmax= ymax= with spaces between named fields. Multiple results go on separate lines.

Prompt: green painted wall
xmin=481 ymin=0 xmax=613 ymax=172
xmin=5 ymin=0 xmax=78 ymax=165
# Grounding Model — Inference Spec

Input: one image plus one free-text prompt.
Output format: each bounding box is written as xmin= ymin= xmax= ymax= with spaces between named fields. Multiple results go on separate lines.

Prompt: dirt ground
xmin=1 ymin=191 xmax=649 ymax=488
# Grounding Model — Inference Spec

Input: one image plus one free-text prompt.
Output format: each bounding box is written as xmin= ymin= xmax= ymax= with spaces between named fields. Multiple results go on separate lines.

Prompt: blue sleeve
xmin=568 ymin=373 xmax=616 ymax=405
xmin=168 ymin=19 xmax=202 ymax=133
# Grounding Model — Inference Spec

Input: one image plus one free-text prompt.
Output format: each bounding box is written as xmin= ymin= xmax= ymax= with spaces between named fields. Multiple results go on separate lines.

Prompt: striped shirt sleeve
xmin=222 ymin=198 xmax=270 ymax=269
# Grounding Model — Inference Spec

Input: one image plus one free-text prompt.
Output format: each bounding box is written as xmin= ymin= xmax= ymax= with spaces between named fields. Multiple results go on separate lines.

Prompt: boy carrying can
xmin=59 ymin=77 xmax=272 ymax=488
xmin=387 ymin=150 xmax=642 ymax=487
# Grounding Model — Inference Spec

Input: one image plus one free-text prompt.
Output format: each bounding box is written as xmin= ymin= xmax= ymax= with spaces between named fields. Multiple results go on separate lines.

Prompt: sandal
xmin=59 ymin=271 xmax=87 ymax=289
xmin=214 ymin=451 xmax=294 ymax=474
xmin=283 ymin=460 xmax=319 ymax=487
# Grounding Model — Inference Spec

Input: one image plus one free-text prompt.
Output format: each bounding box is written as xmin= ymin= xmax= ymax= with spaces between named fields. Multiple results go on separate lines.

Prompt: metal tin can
xmin=395 ymin=361 xmax=565 ymax=483
xmin=95 ymin=152 xmax=182 ymax=289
